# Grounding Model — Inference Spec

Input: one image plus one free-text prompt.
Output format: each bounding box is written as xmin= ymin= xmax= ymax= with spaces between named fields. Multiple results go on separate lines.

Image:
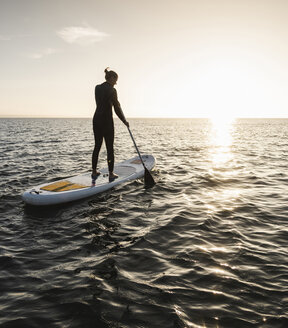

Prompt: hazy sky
xmin=1 ymin=0 xmax=288 ymax=118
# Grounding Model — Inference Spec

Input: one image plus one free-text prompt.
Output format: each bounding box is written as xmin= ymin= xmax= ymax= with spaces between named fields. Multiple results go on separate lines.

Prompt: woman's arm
xmin=111 ymin=88 xmax=129 ymax=126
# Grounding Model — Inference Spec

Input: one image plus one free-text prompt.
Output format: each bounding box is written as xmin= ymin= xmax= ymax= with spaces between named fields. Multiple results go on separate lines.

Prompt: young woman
xmin=92 ymin=68 xmax=129 ymax=185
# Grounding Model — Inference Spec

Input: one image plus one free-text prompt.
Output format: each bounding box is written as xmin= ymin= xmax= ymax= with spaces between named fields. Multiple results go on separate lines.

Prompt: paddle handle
xmin=127 ymin=127 xmax=145 ymax=168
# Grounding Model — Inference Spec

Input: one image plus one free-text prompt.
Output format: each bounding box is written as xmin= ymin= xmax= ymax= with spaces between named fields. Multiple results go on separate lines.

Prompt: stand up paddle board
xmin=22 ymin=155 xmax=155 ymax=206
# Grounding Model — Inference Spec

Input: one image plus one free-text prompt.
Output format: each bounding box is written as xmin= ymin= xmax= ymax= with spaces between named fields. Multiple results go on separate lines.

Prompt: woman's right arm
xmin=111 ymin=88 xmax=129 ymax=126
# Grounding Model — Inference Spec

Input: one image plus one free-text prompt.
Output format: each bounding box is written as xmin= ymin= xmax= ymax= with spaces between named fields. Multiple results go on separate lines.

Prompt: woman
xmin=92 ymin=68 xmax=129 ymax=185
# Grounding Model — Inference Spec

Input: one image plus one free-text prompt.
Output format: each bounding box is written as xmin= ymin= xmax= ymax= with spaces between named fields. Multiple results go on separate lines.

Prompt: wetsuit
xmin=92 ymin=81 xmax=126 ymax=173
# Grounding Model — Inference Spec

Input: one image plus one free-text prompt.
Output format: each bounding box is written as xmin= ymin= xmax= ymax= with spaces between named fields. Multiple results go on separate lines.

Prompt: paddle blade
xmin=144 ymin=167 xmax=155 ymax=188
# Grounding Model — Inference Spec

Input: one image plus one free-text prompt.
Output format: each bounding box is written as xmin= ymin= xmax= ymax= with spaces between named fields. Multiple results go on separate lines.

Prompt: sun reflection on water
xmin=205 ymin=116 xmax=241 ymax=213
xmin=204 ymin=116 xmax=241 ymax=223
xmin=209 ymin=116 xmax=235 ymax=166
xmin=205 ymin=188 xmax=241 ymax=213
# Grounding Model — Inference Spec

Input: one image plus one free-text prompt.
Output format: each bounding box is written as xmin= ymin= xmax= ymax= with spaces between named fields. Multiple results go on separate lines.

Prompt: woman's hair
xmin=104 ymin=67 xmax=118 ymax=80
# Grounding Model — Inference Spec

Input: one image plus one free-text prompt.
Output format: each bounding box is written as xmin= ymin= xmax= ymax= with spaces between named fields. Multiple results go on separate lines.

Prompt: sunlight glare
xmin=209 ymin=116 xmax=235 ymax=147
xmin=208 ymin=116 xmax=235 ymax=166
xmin=205 ymin=188 xmax=241 ymax=213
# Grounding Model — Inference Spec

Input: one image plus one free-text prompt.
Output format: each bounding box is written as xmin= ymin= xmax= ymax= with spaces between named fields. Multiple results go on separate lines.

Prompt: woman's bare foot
xmin=91 ymin=171 xmax=101 ymax=185
xmin=109 ymin=172 xmax=118 ymax=182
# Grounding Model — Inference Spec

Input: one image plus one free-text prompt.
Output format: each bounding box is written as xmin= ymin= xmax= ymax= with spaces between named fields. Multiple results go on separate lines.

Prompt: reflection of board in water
xmin=22 ymin=155 xmax=155 ymax=206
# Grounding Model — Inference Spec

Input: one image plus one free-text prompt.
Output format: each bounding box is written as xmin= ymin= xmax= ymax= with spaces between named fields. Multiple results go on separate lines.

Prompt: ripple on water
xmin=1 ymin=118 xmax=288 ymax=327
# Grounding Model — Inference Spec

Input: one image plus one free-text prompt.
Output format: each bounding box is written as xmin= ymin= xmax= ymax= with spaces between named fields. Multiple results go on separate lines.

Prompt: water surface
xmin=0 ymin=118 xmax=288 ymax=327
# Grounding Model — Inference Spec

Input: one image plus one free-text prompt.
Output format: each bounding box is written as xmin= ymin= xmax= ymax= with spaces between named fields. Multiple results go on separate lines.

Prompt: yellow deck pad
xmin=40 ymin=180 xmax=88 ymax=192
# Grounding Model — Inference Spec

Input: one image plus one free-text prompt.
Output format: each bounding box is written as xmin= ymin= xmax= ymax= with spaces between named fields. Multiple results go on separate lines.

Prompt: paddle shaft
xmin=127 ymin=126 xmax=156 ymax=187
xmin=127 ymin=127 xmax=146 ymax=168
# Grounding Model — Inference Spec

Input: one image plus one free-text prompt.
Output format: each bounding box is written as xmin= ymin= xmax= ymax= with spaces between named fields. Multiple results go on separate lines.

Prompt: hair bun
xmin=104 ymin=68 xmax=118 ymax=81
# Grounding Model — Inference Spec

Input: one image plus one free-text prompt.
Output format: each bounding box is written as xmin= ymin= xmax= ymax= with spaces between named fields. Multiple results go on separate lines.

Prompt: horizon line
xmin=1 ymin=115 xmax=288 ymax=119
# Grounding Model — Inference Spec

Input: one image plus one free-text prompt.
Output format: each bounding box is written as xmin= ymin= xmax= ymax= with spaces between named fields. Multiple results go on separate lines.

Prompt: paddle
xmin=127 ymin=126 xmax=155 ymax=188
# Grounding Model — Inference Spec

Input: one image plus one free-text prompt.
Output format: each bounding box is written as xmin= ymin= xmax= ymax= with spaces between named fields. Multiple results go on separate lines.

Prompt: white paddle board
xmin=22 ymin=155 xmax=155 ymax=206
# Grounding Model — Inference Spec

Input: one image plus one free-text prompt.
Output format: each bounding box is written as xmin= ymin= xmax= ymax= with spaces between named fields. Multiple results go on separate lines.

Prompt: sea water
xmin=0 ymin=118 xmax=287 ymax=327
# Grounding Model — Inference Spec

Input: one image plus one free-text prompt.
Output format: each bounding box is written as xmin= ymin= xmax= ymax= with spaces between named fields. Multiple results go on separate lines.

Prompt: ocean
xmin=0 ymin=117 xmax=287 ymax=328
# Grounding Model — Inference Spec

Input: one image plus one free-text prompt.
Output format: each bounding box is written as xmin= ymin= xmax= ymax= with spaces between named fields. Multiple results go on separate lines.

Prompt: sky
xmin=1 ymin=0 xmax=288 ymax=118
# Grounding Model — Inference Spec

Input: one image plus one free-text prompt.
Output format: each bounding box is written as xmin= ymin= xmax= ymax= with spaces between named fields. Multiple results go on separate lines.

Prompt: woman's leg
xmin=104 ymin=125 xmax=115 ymax=173
xmin=92 ymin=124 xmax=104 ymax=174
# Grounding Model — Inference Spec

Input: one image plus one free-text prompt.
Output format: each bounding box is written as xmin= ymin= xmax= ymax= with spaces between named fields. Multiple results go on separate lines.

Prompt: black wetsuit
xmin=92 ymin=81 xmax=126 ymax=173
